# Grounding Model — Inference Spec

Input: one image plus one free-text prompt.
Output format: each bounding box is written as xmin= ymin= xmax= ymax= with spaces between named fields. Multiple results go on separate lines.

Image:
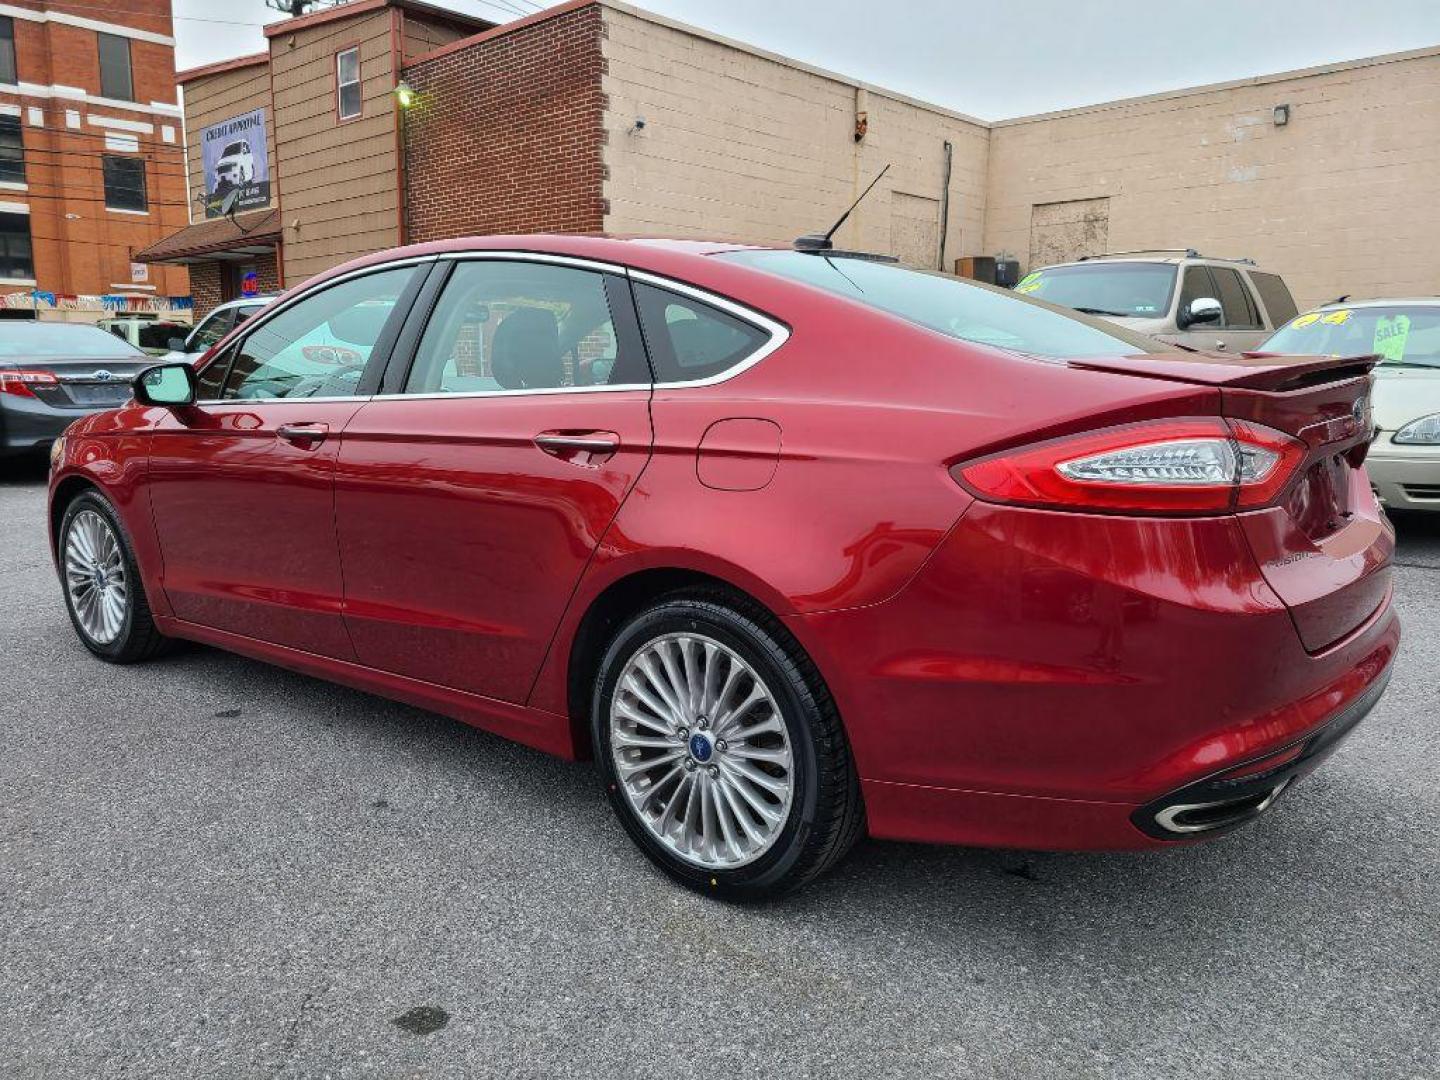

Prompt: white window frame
xmin=335 ymin=46 xmax=361 ymax=122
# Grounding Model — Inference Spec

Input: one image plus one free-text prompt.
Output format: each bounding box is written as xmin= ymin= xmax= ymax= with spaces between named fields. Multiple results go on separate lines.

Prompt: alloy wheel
xmin=64 ymin=509 xmax=128 ymax=645
xmin=609 ymin=632 xmax=795 ymax=870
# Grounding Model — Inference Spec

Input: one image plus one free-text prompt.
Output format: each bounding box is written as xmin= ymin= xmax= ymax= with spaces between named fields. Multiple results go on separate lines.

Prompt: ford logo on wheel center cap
xmin=688 ymin=732 xmax=713 ymax=763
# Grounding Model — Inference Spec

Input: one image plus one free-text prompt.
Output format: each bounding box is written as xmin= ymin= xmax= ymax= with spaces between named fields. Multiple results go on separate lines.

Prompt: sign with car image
xmin=201 ymin=109 xmax=270 ymax=218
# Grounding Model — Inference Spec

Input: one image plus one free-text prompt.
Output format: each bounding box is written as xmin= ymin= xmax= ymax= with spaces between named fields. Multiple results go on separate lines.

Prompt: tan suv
xmin=1015 ymin=249 xmax=1300 ymax=352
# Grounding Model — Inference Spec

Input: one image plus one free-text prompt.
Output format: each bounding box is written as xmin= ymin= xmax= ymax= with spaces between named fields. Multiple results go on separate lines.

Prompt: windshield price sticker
xmin=1373 ymin=314 xmax=1411 ymax=363
xmin=1289 ymin=309 xmax=1351 ymax=330
xmin=1015 ymin=272 xmax=1043 ymax=295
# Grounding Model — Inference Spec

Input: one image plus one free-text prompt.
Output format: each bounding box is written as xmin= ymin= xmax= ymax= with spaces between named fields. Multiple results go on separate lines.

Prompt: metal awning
xmin=134 ymin=209 xmax=281 ymax=265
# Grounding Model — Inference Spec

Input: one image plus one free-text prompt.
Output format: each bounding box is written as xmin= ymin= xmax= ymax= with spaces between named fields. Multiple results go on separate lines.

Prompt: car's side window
xmin=1210 ymin=267 xmax=1261 ymax=329
xmin=1248 ymin=271 xmax=1298 ymax=325
xmin=189 ymin=308 xmax=235 ymax=352
xmin=195 ymin=342 xmax=235 ymax=400
xmin=1176 ymin=266 xmax=1217 ymax=320
xmin=402 ymin=260 xmax=647 ymax=394
xmin=633 ymin=283 xmax=771 ymax=383
xmin=222 ymin=267 xmax=417 ymax=400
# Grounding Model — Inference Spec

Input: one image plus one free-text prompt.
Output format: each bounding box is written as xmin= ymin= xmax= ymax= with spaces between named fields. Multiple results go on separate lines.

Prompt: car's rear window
xmin=0 ymin=323 xmax=145 ymax=358
xmin=1013 ymin=262 xmax=1177 ymax=319
xmin=1262 ymin=305 xmax=1440 ymax=369
xmin=718 ymin=250 xmax=1166 ymax=358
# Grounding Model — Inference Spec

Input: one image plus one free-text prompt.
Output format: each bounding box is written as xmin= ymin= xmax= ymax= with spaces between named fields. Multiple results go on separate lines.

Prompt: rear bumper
xmin=0 ymin=396 xmax=83 ymax=454
xmin=1132 ymin=663 xmax=1391 ymax=841
xmin=790 ymin=501 xmax=1399 ymax=851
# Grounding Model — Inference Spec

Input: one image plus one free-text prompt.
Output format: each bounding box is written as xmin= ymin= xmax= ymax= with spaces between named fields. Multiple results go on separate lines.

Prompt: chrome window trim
xmin=440 ymin=250 xmax=629 ymax=275
xmin=190 ymin=394 xmax=373 ymax=405
xmin=369 ymin=250 xmax=650 ymax=401
xmin=625 ymin=269 xmax=790 ymax=389
xmin=190 ymin=255 xmax=439 ymax=405
xmin=189 ymin=250 xmax=791 ymax=405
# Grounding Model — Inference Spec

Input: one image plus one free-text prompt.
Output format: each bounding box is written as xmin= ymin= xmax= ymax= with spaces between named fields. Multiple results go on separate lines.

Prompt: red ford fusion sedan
xmin=48 ymin=235 xmax=1397 ymax=899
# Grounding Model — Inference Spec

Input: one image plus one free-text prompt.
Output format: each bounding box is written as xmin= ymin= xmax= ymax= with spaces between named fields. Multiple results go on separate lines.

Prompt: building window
xmin=102 ymin=155 xmax=147 ymax=212
xmin=0 ymin=18 xmax=16 ymax=86
xmin=0 ymin=115 xmax=23 ymax=186
xmin=98 ymin=32 xmax=133 ymax=102
xmin=336 ymin=47 xmax=361 ymax=120
xmin=0 ymin=211 xmax=33 ymax=279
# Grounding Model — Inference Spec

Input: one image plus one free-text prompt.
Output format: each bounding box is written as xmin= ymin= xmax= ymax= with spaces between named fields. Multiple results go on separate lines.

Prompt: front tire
xmin=58 ymin=491 xmax=170 ymax=663
xmin=592 ymin=592 xmax=864 ymax=900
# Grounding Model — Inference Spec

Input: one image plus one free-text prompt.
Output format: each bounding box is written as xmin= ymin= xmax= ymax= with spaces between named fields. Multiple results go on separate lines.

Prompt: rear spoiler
xmin=1069 ymin=351 xmax=1378 ymax=392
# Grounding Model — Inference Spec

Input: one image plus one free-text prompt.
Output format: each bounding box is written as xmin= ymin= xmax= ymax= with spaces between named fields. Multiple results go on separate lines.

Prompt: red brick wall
xmin=187 ymin=250 xmax=281 ymax=319
xmin=188 ymin=264 xmax=223 ymax=318
xmin=401 ymin=4 xmax=607 ymax=242
xmin=4 ymin=1 xmax=191 ymax=307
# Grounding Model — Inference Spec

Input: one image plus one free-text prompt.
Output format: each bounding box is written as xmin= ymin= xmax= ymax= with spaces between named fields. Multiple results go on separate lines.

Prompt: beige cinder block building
xmin=600 ymin=2 xmax=991 ymax=271
xmin=983 ymin=46 xmax=1440 ymax=308
xmin=597 ymin=5 xmax=1439 ymax=309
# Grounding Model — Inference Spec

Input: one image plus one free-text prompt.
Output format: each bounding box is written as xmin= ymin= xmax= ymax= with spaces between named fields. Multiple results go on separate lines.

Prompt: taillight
xmin=0 ymin=369 xmax=59 ymax=398
xmin=954 ymin=417 xmax=1307 ymax=514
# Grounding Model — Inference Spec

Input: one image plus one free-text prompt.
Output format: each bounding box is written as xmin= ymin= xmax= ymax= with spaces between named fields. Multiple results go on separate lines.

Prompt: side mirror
xmin=134 ymin=363 xmax=197 ymax=407
xmin=1182 ymin=297 xmax=1222 ymax=328
xmin=168 ymin=336 xmax=188 ymax=351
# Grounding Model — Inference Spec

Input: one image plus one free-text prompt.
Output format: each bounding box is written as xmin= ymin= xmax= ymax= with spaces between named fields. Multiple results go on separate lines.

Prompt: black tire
xmin=57 ymin=490 xmax=171 ymax=664
xmin=592 ymin=590 xmax=864 ymax=901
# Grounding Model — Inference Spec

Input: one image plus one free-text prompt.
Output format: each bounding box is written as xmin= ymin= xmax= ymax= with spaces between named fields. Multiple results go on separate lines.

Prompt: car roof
xmin=1308 ymin=297 xmax=1440 ymax=310
xmin=1040 ymin=253 xmax=1263 ymax=270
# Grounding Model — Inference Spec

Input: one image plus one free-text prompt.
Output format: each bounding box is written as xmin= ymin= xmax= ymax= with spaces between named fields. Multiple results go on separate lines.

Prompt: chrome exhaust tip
xmin=1152 ymin=778 xmax=1291 ymax=836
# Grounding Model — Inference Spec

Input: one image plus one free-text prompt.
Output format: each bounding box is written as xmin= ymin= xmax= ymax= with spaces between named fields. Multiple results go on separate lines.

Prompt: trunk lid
xmin=0 ymin=356 xmax=149 ymax=410
xmin=1072 ymin=349 xmax=1392 ymax=652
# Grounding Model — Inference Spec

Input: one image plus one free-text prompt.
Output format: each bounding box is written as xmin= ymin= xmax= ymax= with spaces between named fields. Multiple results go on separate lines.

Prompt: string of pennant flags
xmin=0 ymin=291 xmax=194 ymax=313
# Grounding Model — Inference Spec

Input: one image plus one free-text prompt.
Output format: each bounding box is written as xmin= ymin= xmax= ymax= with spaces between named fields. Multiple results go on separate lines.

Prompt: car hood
xmin=1373 ymin=365 xmax=1440 ymax=430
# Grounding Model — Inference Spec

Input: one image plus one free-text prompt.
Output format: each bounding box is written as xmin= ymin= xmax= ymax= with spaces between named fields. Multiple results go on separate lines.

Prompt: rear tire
xmin=58 ymin=490 xmax=170 ymax=664
xmin=592 ymin=590 xmax=864 ymax=900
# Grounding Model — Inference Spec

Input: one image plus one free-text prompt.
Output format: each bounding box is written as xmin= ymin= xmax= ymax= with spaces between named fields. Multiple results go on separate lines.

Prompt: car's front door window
xmin=222 ymin=267 xmax=417 ymax=400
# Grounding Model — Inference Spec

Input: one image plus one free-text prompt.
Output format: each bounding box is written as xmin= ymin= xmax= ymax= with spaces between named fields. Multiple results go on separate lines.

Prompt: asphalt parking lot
xmin=2 ymin=460 xmax=1436 ymax=1080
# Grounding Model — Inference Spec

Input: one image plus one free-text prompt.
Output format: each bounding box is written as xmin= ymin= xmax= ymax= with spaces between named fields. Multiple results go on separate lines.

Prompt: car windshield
xmin=1012 ymin=262 xmax=1178 ymax=319
xmin=1261 ymin=305 xmax=1440 ymax=369
xmin=718 ymin=250 xmax=1167 ymax=357
xmin=223 ymin=142 xmax=246 ymax=156
xmin=0 ymin=323 xmax=145 ymax=358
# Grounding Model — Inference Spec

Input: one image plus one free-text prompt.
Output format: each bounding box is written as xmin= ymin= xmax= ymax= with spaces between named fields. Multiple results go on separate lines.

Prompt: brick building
xmin=0 ymin=0 xmax=190 ymax=322
xmin=137 ymin=0 xmax=486 ymax=311
xmin=142 ymin=0 xmax=1439 ymax=317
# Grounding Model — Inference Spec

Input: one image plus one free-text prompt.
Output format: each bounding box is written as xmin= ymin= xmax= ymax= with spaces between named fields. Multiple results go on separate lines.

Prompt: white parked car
xmin=1260 ymin=298 xmax=1440 ymax=512
xmin=162 ymin=296 xmax=270 ymax=362
xmin=214 ymin=140 xmax=256 ymax=187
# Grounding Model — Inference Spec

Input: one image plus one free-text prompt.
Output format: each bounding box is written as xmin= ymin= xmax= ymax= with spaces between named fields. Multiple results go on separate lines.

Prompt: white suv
xmin=1016 ymin=249 xmax=1300 ymax=352
xmin=215 ymin=140 xmax=256 ymax=187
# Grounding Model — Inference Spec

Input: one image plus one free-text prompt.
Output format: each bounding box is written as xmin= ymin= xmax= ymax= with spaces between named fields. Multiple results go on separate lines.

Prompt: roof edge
xmin=264 ymin=0 xmax=491 ymax=40
xmin=176 ymin=52 xmax=269 ymax=86
xmin=405 ymin=0 xmax=594 ymax=68
xmin=993 ymin=43 xmax=1440 ymax=127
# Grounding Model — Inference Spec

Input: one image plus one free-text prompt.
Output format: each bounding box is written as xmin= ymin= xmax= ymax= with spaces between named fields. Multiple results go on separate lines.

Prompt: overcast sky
xmin=173 ymin=0 xmax=1440 ymax=120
